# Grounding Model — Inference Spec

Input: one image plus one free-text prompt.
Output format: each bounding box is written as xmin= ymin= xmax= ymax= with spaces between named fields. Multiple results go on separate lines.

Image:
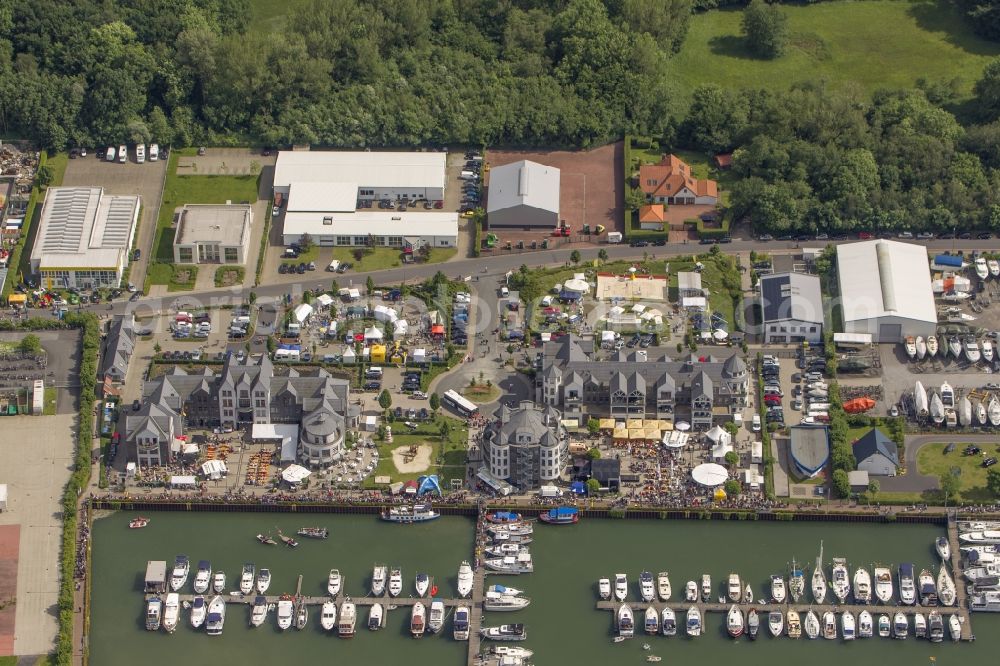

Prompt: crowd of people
xmin=74 ymin=504 xmax=90 ymax=581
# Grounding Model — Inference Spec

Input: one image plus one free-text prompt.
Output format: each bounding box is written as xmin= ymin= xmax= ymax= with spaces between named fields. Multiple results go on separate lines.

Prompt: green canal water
xmin=91 ymin=513 xmax=1000 ymax=666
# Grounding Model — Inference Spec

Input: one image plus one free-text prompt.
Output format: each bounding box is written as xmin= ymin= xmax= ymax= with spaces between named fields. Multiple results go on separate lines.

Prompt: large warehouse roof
xmin=837 ymin=240 xmax=935 ymax=325
xmin=273 ymin=151 xmax=447 ymax=191
xmin=30 ymin=187 xmax=140 ymax=269
xmin=487 ymin=160 xmax=560 ymax=214
xmin=283 ymin=211 xmax=458 ymax=239
xmin=287 ymin=182 xmax=357 ymax=213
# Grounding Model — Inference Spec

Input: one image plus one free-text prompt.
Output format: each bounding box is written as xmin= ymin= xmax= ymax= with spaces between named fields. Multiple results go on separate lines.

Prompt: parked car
xmin=363 ymin=381 xmax=381 ymax=391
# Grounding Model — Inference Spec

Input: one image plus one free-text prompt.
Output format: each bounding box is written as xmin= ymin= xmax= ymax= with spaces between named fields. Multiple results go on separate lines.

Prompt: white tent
xmin=742 ymin=465 xmax=764 ymax=489
xmin=691 ymin=463 xmax=728 ymax=487
xmin=326 ymin=321 xmax=338 ymax=337
xmin=713 ymin=329 xmax=729 ymax=341
xmin=252 ymin=423 xmax=299 ymax=463
xmin=364 ymin=326 xmax=383 ymax=341
xmin=293 ymin=303 xmax=314 ymax=324
xmin=363 ymin=415 xmax=378 ymax=431
xmin=170 ymin=475 xmax=197 ymax=488
xmin=608 ymin=305 xmax=625 ymax=316
xmin=540 ymin=332 xmax=551 ymax=343
xmin=281 ymin=464 xmax=312 ymax=485
xmin=682 ymin=296 xmax=707 ymax=309
xmin=315 ymin=293 xmax=334 ymax=308
xmin=706 ymin=425 xmax=729 ymax=443
xmin=373 ymin=305 xmax=398 ymax=322
xmin=411 ymin=348 xmax=426 ymax=364
xmin=201 ymin=460 xmax=228 ymax=480
xmin=662 ymin=431 xmax=689 ymax=449
xmin=751 ymin=440 xmax=763 ymax=464
xmin=342 ymin=346 xmax=356 ymax=363
xmin=631 ymin=304 xmax=646 ymax=313
xmin=393 ymin=319 xmax=409 ymax=335
xmin=601 ymin=330 xmax=617 ymax=342
xmin=711 ymin=438 xmax=734 ymax=461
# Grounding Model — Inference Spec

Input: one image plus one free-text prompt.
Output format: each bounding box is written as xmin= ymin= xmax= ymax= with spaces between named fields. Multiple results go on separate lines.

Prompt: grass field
xmin=249 ymin=0 xmax=311 ymax=32
xmin=670 ymin=1 xmax=1000 ymax=108
xmin=917 ymin=442 xmax=1000 ymax=501
xmin=146 ymin=263 xmax=199 ymax=292
xmin=369 ymin=415 xmax=468 ymax=486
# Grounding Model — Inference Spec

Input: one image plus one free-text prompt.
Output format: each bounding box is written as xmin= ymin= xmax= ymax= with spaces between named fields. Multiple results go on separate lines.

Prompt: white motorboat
xmin=256 ymin=568 xmax=270 ymax=594
xmin=644 ymin=605 xmax=659 ymax=635
xmin=489 ymin=531 xmax=532 ymax=546
xmin=169 ymin=555 xmax=190 ymax=592
xmin=976 ymin=256 xmax=989 ymax=280
xmin=661 ymin=607 xmax=676 ymax=636
xmin=936 ymin=536 xmax=951 ymax=561
xmin=640 ymin=571 xmax=655 ymax=602
xmin=369 ymin=602 xmax=384 ymax=631
xmin=415 ymin=573 xmax=430 ymax=597
xmin=927 ymin=335 xmax=938 ymax=358
xmin=812 ymin=542 xmax=827 ymax=603
xmin=915 ymin=336 xmax=926 ymax=359
xmin=786 ymin=610 xmax=801 ymax=639
xmin=458 ymin=561 xmax=474 ymax=598
xmin=483 ymin=590 xmax=531 ymax=611
xmin=614 ymin=573 xmax=628 ymax=601
xmin=206 ymin=596 xmax=226 ymax=636
xmin=842 ymin=611 xmax=856 ymax=641
xmin=770 ymin=575 xmax=786 ymax=603
xmin=858 ymin=610 xmax=873 ymax=638
xmin=904 ymin=336 xmax=917 ymax=359
xmin=685 ymin=580 xmax=697 ymax=602
xmin=964 ymin=563 xmax=1000 ymax=581
xmin=874 ymin=566 xmax=893 ymax=604
xmin=372 ymin=564 xmax=387 ymax=596
xmin=388 ymin=568 xmax=403 ymax=596
xmin=598 ymin=577 xmax=611 ymax=600
xmin=727 ymin=573 xmax=741 ymax=602
xmin=250 ymin=595 xmax=268 ymax=628
xmin=822 ymin=611 xmax=836 ymax=640
xmin=892 ymin=612 xmax=908 ymax=639
xmin=919 ymin=569 xmax=938 ymax=605
xmin=145 ymin=596 xmax=162 ymax=631
xmin=339 ymin=600 xmax=356 ymax=637
xmin=959 ymin=396 xmax=973 ymax=427
xmin=804 ymin=610 xmax=820 ymax=639
xmin=854 ymin=567 xmax=872 ymax=603
xmin=618 ymin=604 xmax=634 ymax=638
xmin=990 ymin=398 xmax=1000 ymax=427
xmin=320 ymin=601 xmax=337 ymax=632
xmin=831 ymin=558 xmax=850 ymax=603
xmin=212 ymin=571 xmax=225 ymax=594
xmin=914 ymin=381 xmax=928 ymax=417
xmin=930 ymin=391 xmax=945 ymax=424
xmin=239 ymin=563 xmax=255 ymax=595
xmin=961 ymin=530 xmax=1000 ymax=544
xmin=485 ymin=552 xmax=533 ymax=574
xmin=428 ymin=600 xmax=445 ymax=634
xmin=948 ymin=336 xmax=963 ymax=358
xmin=162 ymin=593 xmax=179 ymax=633
xmin=726 ymin=605 xmax=744 ymax=639
xmin=686 ymin=606 xmax=701 ymax=637
xmin=937 ymin=564 xmax=957 ymax=606
xmin=878 ymin=614 xmax=890 ymax=638
xmin=962 ymin=544 xmax=1000 ymax=562
xmin=976 ymin=400 xmax=989 ymax=425
xmin=985 ymin=339 xmax=996 ymax=362
xmin=928 ymin=610 xmax=944 ymax=642
xmin=276 ymin=597 xmax=294 ymax=631
xmin=488 ymin=647 xmax=534 ymax=660
xmin=192 ymin=561 xmax=211 ymax=594
xmin=190 ymin=596 xmax=206 ymax=629
xmin=452 ymin=605 xmax=468 ymax=639
xmin=898 ymin=563 xmax=916 ymax=605
xmin=948 ymin=614 xmax=961 ymax=641
xmin=767 ymin=610 xmax=783 ymax=637
xmin=970 ymin=590 xmax=1000 ymax=611
xmin=657 ymin=572 xmax=671 ymax=601
xmin=789 ymin=559 xmax=805 ymax=602
xmin=914 ymin=612 xmax=926 ymax=638
xmin=700 ymin=574 xmax=711 ymax=601
xmin=991 ymin=259 xmax=1000 ymax=277
xmin=941 ymin=381 xmax=955 ymax=408
xmin=485 ymin=543 xmax=528 ymax=558
xmin=488 ymin=584 xmax=525 ymax=597
xmin=410 ymin=602 xmax=427 ymax=638
xmin=743 ymin=583 xmax=753 ymax=604
xmin=327 ymin=569 xmax=342 ymax=597
xmin=481 ymin=623 xmax=527 ymax=641
xmin=295 ymin=600 xmax=308 ymax=631
xmin=487 ymin=522 xmax=533 ymax=538
xmin=965 ymin=337 xmax=982 ymax=363
xmin=960 ymin=520 xmax=1000 ymax=531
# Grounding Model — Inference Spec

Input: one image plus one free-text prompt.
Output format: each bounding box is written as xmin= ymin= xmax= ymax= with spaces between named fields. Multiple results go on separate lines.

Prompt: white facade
xmin=837 ymin=240 xmax=936 ymax=343
xmin=273 ymin=151 xmax=447 ymax=202
xmin=298 ymin=411 xmax=345 ymax=467
xmin=173 ymin=204 xmax=252 ymax=265
xmin=759 ymin=272 xmax=824 ymax=344
xmin=281 ymin=210 xmax=457 ymax=249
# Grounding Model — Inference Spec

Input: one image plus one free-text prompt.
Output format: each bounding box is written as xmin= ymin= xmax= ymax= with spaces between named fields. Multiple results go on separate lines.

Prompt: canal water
xmin=90 ymin=512 xmax=1000 ymax=665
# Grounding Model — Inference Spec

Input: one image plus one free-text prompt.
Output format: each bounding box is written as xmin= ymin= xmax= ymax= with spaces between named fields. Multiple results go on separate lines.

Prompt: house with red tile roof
xmin=638 ymin=204 xmax=666 ymax=230
xmin=639 ymin=155 xmax=719 ymax=206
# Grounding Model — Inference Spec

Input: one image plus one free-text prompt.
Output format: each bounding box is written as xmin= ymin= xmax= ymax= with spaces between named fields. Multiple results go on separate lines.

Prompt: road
xmin=883 ymin=433 xmax=1000 ymax=494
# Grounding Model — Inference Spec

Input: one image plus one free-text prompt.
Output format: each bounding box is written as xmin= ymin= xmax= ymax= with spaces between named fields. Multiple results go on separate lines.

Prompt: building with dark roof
xmin=481 ymin=401 xmax=567 ymax=490
xmin=100 ymin=314 xmax=135 ymax=384
xmin=537 ymin=335 xmax=749 ymax=428
xmin=852 ymin=428 xmax=899 ymax=476
xmin=758 ymin=271 xmax=823 ymax=344
xmin=789 ymin=425 xmax=830 ymax=479
xmin=589 ymin=458 xmax=621 ymax=491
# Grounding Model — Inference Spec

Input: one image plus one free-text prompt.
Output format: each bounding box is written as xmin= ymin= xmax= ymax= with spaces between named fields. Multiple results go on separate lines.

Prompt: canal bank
xmin=89 ymin=512 xmax=1000 ymax=666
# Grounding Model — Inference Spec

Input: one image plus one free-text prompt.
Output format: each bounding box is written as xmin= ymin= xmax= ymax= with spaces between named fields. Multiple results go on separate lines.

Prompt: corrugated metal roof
xmin=31 ymin=187 xmax=139 ymax=270
xmin=273 ymin=151 xmax=446 ymax=190
xmin=837 ymin=240 xmax=936 ymax=325
xmin=759 ymin=272 xmax=823 ymax=324
xmin=287 ymin=182 xmax=357 ymax=213
xmin=487 ymin=160 xmax=560 ymax=215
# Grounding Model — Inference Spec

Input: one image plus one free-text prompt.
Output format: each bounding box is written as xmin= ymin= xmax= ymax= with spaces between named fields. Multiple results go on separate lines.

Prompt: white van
xmin=136 ymin=144 xmax=146 ymax=164
xmin=751 ymin=414 xmax=761 ymax=432
xmin=149 ymin=144 xmax=159 ymax=161
xmin=118 ymin=145 xmax=127 ymax=163
xmin=327 ymin=259 xmax=341 ymax=272
xmin=106 ymin=147 xmax=115 ymax=161
xmin=459 ymin=170 xmax=476 ymax=180
xmin=366 ymin=366 xmax=383 ymax=379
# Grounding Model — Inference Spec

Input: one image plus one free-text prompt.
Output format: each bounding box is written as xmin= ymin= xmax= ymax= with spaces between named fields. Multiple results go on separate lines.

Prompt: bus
xmin=442 ymin=389 xmax=478 ymax=417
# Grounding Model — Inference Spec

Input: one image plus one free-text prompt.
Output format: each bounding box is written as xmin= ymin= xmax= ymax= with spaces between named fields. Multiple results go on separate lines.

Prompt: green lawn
xmin=146 ymin=263 xmax=199 ymax=292
xmin=326 ymin=247 xmax=456 ymax=273
xmin=917 ymin=442 xmax=1000 ymax=501
xmin=670 ymin=1 xmax=1000 ymax=110
xmin=46 ymin=151 xmax=69 ymax=187
xmin=154 ymin=153 xmax=260 ymax=261
xmin=461 ymin=383 xmax=500 ymax=404
xmin=43 ymin=386 xmax=57 ymax=415
xmin=667 ymin=253 xmax=741 ymax=332
xmin=214 ymin=265 xmax=245 ymax=287
xmin=368 ymin=415 xmax=468 ymax=487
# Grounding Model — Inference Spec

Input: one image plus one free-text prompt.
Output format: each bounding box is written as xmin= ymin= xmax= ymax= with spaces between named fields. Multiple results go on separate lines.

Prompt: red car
xmin=764 ymin=395 xmax=782 ymax=405
xmin=858 ymin=231 xmax=873 ymax=239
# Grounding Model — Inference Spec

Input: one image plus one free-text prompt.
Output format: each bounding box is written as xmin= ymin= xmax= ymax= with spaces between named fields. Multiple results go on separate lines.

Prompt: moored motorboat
xmin=936 ymin=536 xmax=951 ymax=561
xmin=369 ymin=602 xmax=384 ymax=631
xmin=960 ymin=520 xmax=1000 ymax=531
xmin=598 ymin=577 xmax=611 ymax=600
xmin=832 ymin=557 xmax=850 ymax=603
xmin=937 ymin=564 xmax=957 ymax=606
xmin=294 ymin=599 xmax=308 ymax=630
xmin=250 ymin=595 xmax=268 ymax=628
xmin=786 ymin=610 xmax=801 ymax=639
xmin=969 ymin=590 xmax=1000 ymax=611
xmin=452 ymin=606 xmax=469 ymax=640
xmin=657 ymin=572 xmax=671 ymax=601
xmin=770 ymin=574 xmax=786 ymax=603
xmin=372 ymin=565 xmax=387 ymax=596
xmin=381 ymin=503 xmax=441 ymax=524
xmin=919 ymin=568 xmax=938 ymax=605
xmin=193 ymin=560 xmax=211 ymax=594
xmin=822 ymin=611 xmax=836 ymax=640
xmin=256 ymin=533 xmax=276 ymax=545
xmin=743 ymin=583 xmax=753 ymax=604
xmin=327 ymin=569 xmax=342 ymax=596
xmin=485 ymin=543 xmax=529 ymax=558
xmin=661 ymin=607 xmax=676 ymax=636
xmin=457 ymin=561 xmax=474 ymax=598
xmin=914 ymin=611 xmax=926 ymax=638
xmin=389 ymin=568 xmax=403 ymax=596
xmin=339 ymin=600 xmax=356 ymax=637
xmin=190 ymin=595 xmax=206 ymax=629
xmin=615 ymin=573 xmax=628 ymax=601
xmin=685 ymin=580 xmax=697 ymax=602
xmin=428 ymin=600 xmax=445 ymax=634
xmin=803 ymin=610 xmax=820 ymax=639
xmin=487 ymin=522 xmax=533 ymax=537
xmin=485 ymin=552 xmax=533 ymax=574
xmin=481 ymin=623 xmax=527 ymax=641
xmin=858 ymin=610 xmax=873 ymax=638
xmin=892 ymin=611 xmax=908 ymax=639
xmin=915 ymin=336 xmax=926 ymax=360
xmin=538 ymin=506 xmax=579 ymax=524
xmin=842 ymin=611 xmax=856 ymax=641
xmin=644 ymin=605 xmax=659 ymax=634
xmin=727 ymin=573 xmax=741 ymax=602
xmin=415 ymin=572 xmax=430 ymax=597
xmin=854 ymin=567 xmax=872 ymax=604
xmin=878 ymin=614 xmax=890 ymax=638
xmin=320 ymin=601 xmax=337 ymax=632
xmin=239 ymin=563 xmax=255 ymax=595
xmin=297 ymin=526 xmax=329 ymax=539
xmin=212 ymin=571 xmax=226 ymax=594
xmin=486 ymin=511 xmax=522 ymax=524
xmin=618 ymin=603 xmax=634 ymax=638
xmin=640 ymin=571 xmax=655 ymax=602
xmin=960 ymin=529 xmax=1000 ymax=544
xmin=898 ymin=563 xmax=916 ymax=605
xmin=129 ymin=516 xmax=150 ymax=529
xmin=948 ymin=614 xmax=961 ymax=641
xmin=162 ymin=593 xmax=179 ymax=633
xmin=874 ymin=565 xmax=893 ymax=604
xmin=726 ymin=605 xmax=744 ymax=638
xmin=276 ymin=595 xmax=293 ymax=631
xmin=686 ymin=606 xmax=701 ymax=637
xmin=256 ymin=568 xmax=270 ymax=594
xmin=277 ymin=530 xmax=299 ymax=548
xmin=928 ymin=610 xmax=944 ymax=642
xmin=410 ymin=602 xmax=427 ymax=637
xmin=964 ymin=562 xmax=1000 ymax=581
xmin=169 ymin=555 xmax=190 ymax=592
xmin=747 ymin=609 xmax=759 ymax=641
xmin=768 ymin=610 xmax=783 ymax=637
xmin=700 ymin=574 xmax=711 ymax=602
xmin=483 ymin=590 xmax=531 ymax=611
xmin=206 ymin=596 xmax=226 ymax=636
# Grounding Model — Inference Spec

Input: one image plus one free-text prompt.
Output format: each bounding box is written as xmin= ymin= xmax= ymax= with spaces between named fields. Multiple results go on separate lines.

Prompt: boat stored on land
xmin=381 ymin=503 xmax=441 ymax=524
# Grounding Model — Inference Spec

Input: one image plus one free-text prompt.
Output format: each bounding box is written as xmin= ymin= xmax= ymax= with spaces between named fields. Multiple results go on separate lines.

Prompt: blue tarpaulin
xmin=570 ymin=481 xmax=587 ymax=495
xmin=417 ymin=474 xmax=442 ymax=496
xmin=934 ymin=254 xmax=963 ymax=268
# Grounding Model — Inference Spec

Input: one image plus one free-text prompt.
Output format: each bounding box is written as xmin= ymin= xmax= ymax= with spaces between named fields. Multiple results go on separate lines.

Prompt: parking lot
xmin=0 ymin=329 xmax=81 ymax=413
xmin=61 ymin=153 xmax=168 ymax=290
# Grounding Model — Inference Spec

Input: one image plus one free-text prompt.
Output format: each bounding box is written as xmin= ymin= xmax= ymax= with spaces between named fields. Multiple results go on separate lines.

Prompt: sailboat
xmin=914 ymin=381 xmax=928 ymax=417
xmin=915 ymin=336 xmax=927 ymax=360
xmin=904 ymin=336 xmax=917 ymax=359
xmin=976 ymin=256 xmax=989 ymax=280
xmin=941 ymin=382 xmax=955 ymax=408
xmin=930 ymin=391 xmax=945 ymax=425
xmin=959 ymin=396 xmax=973 ymax=427
xmin=937 ymin=564 xmax=957 ymax=606
xmin=804 ymin=610 xmax=820 ymax=639
xmin=985 ymin=339 xmax=996 ymax=363
xmin=965 ymin=337 xmax=982 ymax=363
xmin=990 ymin=397 xmax=1000 ymax=427
xmin=812 ymin=542 xmax=827 ymax=603
xmin=789 ymin=559 xmax=805 ymax=602
xmin=927 ymin=335 xmax=938 ymax=358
